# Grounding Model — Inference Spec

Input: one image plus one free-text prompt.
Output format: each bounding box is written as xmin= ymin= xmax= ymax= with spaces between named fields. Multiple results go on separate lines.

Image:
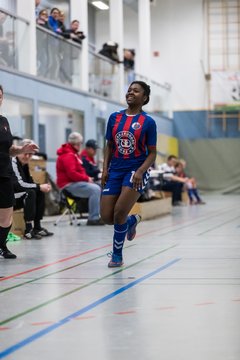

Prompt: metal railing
xmin=88 ymin=50 xmax=120 ymax=99
xmin=131 ymin=73 xmax=172 ymax=117
xmin=0 ymin=9 xmax=172 ymax=117
xmin=36 ymin=25 xmax=82 ymax=87
xmin=0 ymin=8 xmax=29 ymax=72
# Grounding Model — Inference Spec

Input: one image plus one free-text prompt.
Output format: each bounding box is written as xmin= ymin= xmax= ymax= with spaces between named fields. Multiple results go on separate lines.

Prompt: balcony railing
xmin=131 ymin=73 xmax=172 ymax=118
xmin=0 ymin=8 xmax=29 ymax=72
xmin=1 ymin=11 xmax=172 ymax=118
xmin=36 ymin=25 xmax=82 ymax=87
xmin=88 ymin=50 xmax=120 ymax=99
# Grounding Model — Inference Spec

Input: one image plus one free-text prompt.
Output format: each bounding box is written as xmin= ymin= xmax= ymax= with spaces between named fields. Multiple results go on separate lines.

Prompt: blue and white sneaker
xmin=107 ymin=252 xmax=124 ymax=268
xmin=127 ymin=214 xmax=142 ymax=241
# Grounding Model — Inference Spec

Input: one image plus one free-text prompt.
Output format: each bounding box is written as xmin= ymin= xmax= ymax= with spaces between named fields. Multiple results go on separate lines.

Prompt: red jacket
xmin=56 ymin=143 xmax=89 ymax=189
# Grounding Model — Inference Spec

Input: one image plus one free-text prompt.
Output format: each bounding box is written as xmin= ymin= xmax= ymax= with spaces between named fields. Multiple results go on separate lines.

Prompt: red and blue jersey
xmin=106 ymin=110 xmax=157 ymax=170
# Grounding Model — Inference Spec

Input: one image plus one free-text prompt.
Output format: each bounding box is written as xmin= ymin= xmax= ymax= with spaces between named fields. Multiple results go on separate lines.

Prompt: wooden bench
xmin=11 ymin=210 xmax=25 ymax=236
xmin=129 ymin=195 xmax=172 ymax=220
xmin=158 ymin=190 xmax=189 ymax=205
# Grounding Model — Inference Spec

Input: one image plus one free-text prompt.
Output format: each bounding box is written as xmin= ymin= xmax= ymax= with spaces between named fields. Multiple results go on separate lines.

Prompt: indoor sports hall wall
xmin=156 ymin=133 xmax=179 ymax=165
xmin=178 ymin=139 xmax=240 ymax=193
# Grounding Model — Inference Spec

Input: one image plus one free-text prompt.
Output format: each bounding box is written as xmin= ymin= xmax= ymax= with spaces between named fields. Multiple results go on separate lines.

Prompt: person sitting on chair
xmin=56 ymin=132 xmax=104 ymax=225
xmin=12 ymin=139 xmax=54 ymax=239
xmin=158 ymin=155 xmax=188 ymax=206
xmin=80 ymin=139 xmax=101 ymax=183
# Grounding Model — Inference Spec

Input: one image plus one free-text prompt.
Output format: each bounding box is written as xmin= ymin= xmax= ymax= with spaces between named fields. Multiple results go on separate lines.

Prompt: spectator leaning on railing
xmin=36 ymin=9 xmax=51 ymax=29
xmin=64 ymin=20 xmax=86 ymax=45
xmin=48 ymin=8 xmax=62 ymax=34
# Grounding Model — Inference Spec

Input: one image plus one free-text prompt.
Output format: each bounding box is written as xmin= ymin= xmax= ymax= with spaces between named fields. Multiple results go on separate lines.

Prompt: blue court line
xmin=0 ymin=257 xmax=181 ymax=359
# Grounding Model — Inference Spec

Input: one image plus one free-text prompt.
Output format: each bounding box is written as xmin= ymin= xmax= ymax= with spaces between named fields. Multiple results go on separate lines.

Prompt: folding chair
xmin=54 ymin=189 xmax=82 ymax=226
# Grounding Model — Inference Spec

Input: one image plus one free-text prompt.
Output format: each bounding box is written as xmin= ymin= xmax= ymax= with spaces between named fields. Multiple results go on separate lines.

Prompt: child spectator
xmin=175 ymin=160 xmax=205 ymax=205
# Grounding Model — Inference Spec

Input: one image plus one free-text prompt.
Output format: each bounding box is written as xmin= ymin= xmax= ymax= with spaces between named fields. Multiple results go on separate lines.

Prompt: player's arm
xmin=101 ymin=140 xmax=113 ymax=187
xmin=138 ymin=145 xmax=157 ymax=174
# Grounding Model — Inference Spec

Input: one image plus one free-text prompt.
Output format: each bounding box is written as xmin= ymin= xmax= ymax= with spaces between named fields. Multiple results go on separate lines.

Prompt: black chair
xmin=54 ymin=189 xmax=85 ymax=226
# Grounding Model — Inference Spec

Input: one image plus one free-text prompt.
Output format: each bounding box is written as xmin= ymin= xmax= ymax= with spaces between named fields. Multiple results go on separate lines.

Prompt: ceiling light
xmin=92 ymin=1 xmax=109 ymax=10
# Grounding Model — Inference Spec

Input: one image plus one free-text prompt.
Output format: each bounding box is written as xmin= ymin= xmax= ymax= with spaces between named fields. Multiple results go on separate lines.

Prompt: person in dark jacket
xmin=48 ymin=8 xmax=62 ymax=34
xmin=56 ymin=132 xmax=104 ymax=225
xmin=99 ymin=41 xmax=120 ymax=63
xmin=12 ymin=139 xmax=53 ymax=239
xmin=64 ymin=20 xmax=86 ymax=45
xmin=80 ymin=139 xmax=101 ymax=183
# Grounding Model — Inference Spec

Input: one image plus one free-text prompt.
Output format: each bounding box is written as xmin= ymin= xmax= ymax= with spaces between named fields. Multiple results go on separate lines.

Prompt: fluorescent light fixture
xmin=92 ymin=1 xmax=109 ymax=10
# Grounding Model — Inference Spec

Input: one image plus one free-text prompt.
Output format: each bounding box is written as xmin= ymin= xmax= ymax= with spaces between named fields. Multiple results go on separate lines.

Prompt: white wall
xmin=94 ymin=0 xmax=208 ymax=112
xmin=95 ymin=4 xmax=138 ymax=58
xmin=151 ymin=0 xmax=208 ymax=111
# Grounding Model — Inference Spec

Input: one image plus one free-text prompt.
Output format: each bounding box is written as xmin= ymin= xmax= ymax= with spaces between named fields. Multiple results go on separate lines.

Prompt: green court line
xmin=0 ymin=243 xmax=178 ymax=326
xmin=0 ymin=244 xmax=136 ymax=294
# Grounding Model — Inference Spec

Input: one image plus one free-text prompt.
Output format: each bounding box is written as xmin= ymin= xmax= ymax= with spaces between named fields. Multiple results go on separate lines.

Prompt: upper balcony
xmin=0 ymin=7 xmax=172 ymax=118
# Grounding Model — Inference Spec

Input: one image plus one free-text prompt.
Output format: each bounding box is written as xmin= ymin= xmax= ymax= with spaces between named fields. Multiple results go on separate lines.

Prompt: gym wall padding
xmin=178 ymin=139 xmax=240 ymax=193
xmin=156 ymin=134 xmax=179 ymax=165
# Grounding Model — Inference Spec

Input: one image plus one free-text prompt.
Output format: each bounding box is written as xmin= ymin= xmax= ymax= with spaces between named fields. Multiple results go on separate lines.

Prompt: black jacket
xmin=11 ymin=157 xmax=39 ymax=198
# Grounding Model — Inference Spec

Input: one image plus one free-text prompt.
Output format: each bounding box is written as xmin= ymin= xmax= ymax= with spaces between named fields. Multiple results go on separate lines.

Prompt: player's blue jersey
xmin=106 ymin=110 xmax=157 ymax=170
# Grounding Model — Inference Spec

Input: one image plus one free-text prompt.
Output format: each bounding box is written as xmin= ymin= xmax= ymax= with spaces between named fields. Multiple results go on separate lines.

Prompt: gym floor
xmin=0 ymin=193 xmax=240 ymax=360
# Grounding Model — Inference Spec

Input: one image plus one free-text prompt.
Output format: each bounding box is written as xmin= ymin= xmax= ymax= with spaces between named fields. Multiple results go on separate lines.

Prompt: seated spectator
xmin=48 ymin=8 xmax=62 ymax=34
xmin=65 ymin=20 xmax=86 ymax=45
xmin=175 ymin=160 xmax=205 ymax=205
xmin=12 ymin=139 xmax=54 ymax=239
xmin=99 ymin=41 xmax=120 ymax=63
xmin=123 ymin=49 xmax=135 ymax=70
xmin=56 ymin=132 xmax=104 ymax=225
xmin=158 ymin=155 xmax=188 ymax=206
xmin=80 ymin=139 xmax=101 ymax=183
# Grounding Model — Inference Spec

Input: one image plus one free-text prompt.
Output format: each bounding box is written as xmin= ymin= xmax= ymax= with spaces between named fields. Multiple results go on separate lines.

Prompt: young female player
xmin=100 ymin=81 xmax=157 ymax=267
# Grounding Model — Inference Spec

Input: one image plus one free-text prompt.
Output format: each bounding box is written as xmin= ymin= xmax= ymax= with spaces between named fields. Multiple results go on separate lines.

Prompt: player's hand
xmin=21 ymin=142 xmax=39 ymax=154
xmin=101 ymin=169 xmax=108 ymax=188
xmin=132 ymin=169 xmax=143 ymax=191
xmin=40 ymin=183 xmax=51 ymax=193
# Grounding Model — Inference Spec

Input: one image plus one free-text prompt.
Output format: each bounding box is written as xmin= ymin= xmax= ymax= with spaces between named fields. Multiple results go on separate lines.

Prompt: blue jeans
xmin=64 ymin=182 xmax=101 ymax=220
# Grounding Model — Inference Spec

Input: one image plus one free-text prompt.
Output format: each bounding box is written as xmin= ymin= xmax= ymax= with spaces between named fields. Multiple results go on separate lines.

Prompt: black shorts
xmin=0 ymin=177 xmax=15 ymax=208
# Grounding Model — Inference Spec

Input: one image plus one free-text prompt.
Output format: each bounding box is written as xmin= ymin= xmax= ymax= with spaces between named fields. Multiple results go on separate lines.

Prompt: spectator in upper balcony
xmin=123 ymin=49 xmax=135 ymax=70
xmin=48 ymin=8 xmax=62 ymax=34
xmin=65 ymin=20 xmax=86 ymax=45
xmin=36 ymin=9 xmax=50 ymax=29
xmin=99 ymin=41 xmax=120 ymax=63
xmin=58 ymin=10 xmax=69 ymax=37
